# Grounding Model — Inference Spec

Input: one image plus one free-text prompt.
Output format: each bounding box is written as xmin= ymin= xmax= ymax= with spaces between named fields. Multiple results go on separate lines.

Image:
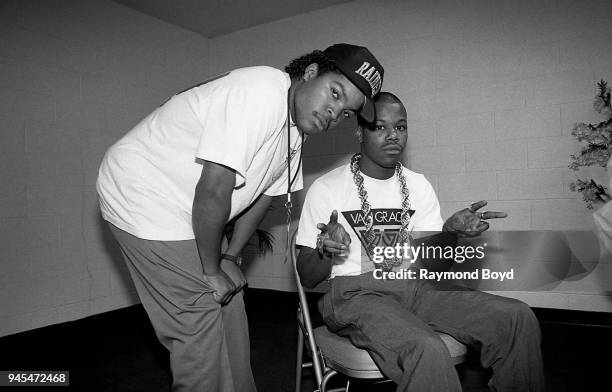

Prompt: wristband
xmin=221 ymin=253 xmax=242 ymax=266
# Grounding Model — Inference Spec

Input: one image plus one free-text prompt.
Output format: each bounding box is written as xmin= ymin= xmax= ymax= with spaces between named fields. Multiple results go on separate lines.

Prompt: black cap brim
xmin=359 ymin=96 xmax=375 ymax=123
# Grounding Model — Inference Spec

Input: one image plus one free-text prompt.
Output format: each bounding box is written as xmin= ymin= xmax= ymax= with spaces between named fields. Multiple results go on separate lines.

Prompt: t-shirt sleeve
xmin=296 ymin=179 xmax=333 ymax=249
xmin=412 ymin=175 xmax=444 ymax=232
xmin=194 ymin=75 xmax=285 ymax=188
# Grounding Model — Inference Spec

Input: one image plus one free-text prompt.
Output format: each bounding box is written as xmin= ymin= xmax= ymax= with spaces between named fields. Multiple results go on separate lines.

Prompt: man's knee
xmin=400 ymin=334 xmax=451 ymax=363
xmin=492 ymin=298 xmax=541 ymax=341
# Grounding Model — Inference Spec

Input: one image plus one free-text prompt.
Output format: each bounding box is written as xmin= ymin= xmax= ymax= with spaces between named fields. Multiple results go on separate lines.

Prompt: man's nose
xmin=327 ymin=102 xmax=342 ymax=122
xmin=386 ymin=128 xmax=399 ymax=140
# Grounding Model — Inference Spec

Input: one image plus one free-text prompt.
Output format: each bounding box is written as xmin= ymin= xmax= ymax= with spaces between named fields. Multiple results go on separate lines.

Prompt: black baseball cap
xmin=323 ymin=43 xmax=384 ymax=123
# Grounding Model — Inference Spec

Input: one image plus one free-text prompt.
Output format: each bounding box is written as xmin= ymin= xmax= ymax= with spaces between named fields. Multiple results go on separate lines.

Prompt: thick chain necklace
xmin=350 ymin=153 xmax=411 ymax=271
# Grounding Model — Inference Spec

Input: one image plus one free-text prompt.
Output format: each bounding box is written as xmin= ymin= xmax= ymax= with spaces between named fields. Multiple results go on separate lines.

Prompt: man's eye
xmin=343 ymin=111 xmax=352 ymax=118
xmin=331 ymin=89 xmax=339 ymax=99
xmin=375 ymin=125 xmax=385 ymax=131
xmin=397 ymin=125 xmax=407 ymax=132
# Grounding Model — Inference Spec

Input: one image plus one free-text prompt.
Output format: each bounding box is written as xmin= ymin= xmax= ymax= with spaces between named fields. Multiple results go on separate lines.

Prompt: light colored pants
xmin=109 ymin=224 xmax=257 ymax=392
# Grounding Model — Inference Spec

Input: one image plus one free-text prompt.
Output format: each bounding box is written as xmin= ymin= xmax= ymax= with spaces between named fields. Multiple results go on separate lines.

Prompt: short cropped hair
xmin=284 ymin=50 xmax=341 ymax=79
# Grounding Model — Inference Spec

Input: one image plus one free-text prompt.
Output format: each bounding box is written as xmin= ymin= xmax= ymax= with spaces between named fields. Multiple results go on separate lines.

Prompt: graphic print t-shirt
xmin=296 ymin=163 xmax=443 ymax=277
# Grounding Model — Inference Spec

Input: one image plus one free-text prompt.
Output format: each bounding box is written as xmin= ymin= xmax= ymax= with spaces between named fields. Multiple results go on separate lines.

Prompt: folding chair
xmin=290 ymin=230 xmax=468 ymax=392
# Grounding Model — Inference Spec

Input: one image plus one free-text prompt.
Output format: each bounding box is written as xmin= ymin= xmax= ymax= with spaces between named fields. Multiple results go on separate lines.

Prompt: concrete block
xmin=436 ymin=112 xmax=494 ymax=145
xmin=21 ymin=61 xmax=80 ymax=99
xmin=55 ymin=98 xmax=106 ymax=132
xmin=531 ymin=198 xmax=595 ymax=230
xmin=0 ymin=55 xmax=23 ymax=91
xmin=437 ymin=79 xmax=527 ymax=118
xmin=388 ymin=67 xmax=435 ymax=95
xmin=0 ymin=177 xmax=27 ymax=218
xmin=437 ymin=172 xmax=498 ymax=202
xmin=406 ymin=120 xmax=435 ymax=148
xmin=55 ymin=301 xmax=89 ymax=323
xmin=401 ymin=90 xmax=435 ymax=122
xmin=560 ymin=33 xmax=612 ymax=71
xmin=0 ymin=280 xmax=36 ymax=317
xmin=526 ymin=69 xmax=595 ymax=107
xmin=29 ymin=307 xmax=60 ymax=331
xmin=0 ymin=313 xmax=32 ymax=338
xmin=0 ymin=248 xmax=31 ymax=287
xmin=0 ymin=216 xmax=59 ymax=250
xmin=88 ymin=266 xmax=112 ymax=300
xmin=493 ymin=40 xmax=559 ymax=82
xmin=13 ymin=91 xmax=56 ymax=127
xmin=497 ymin=169 xmax=566 ymax=199
xmin=31 ymin=271 xmax=89 ymax=310
xmin=89 ymin=292 xmax=139 ymax=316
xmin=411 ymin=145 xmax=465 ymax=174
xmin=495 ymin=105 xmax=560 ymax=140
xmin=528 ymin=136 xmax=581 ymax=168
xmin=466 ymin=140 xmax=528 ymax=171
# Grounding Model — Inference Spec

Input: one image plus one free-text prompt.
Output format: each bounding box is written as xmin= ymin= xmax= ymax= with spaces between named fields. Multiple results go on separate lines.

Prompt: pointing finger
xmin=469 ymin=200 xmax=488 ymax=212
xmin=481 ymin=211 xmax=508 ymax=219
xmin=329 ymin=210 xmax=339 ymax=224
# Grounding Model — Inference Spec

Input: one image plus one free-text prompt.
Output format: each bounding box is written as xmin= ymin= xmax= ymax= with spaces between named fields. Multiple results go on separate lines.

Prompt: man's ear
xmin=302 ymin=63 xmax=319 ymax=81
xmin=355 ymin=127 xmax=363 ymax=143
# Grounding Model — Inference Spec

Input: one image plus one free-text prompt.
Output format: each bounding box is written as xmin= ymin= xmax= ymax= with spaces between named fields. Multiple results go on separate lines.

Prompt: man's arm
xmin=224 ymin=194 xmax=273 ymax=256
xmin=193 ymin=161 xmax=236 ymax=304
xmin=221 ymin=194 xmax=273 ymax=294
xmin=297 ymin=211 xmax=349 ymax=289
xmin=296 ymin=247 xmax=333 ymax=289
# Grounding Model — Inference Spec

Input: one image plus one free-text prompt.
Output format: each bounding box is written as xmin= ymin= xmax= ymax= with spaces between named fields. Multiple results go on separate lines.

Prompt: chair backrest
xmin=289 ymin=229 xmax=325 ymax=386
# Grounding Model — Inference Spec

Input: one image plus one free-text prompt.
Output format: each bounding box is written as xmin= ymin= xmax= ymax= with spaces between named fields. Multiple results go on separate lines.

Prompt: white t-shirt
xmin=296 ymin=162 xmax=443 ymax=278
xmin=96 ymin=66 xmax=303 ymax=240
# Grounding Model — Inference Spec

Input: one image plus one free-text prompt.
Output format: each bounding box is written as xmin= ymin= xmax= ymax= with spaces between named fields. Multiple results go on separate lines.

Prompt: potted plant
xmin=569 ymin=80 xmax=612 ymax=209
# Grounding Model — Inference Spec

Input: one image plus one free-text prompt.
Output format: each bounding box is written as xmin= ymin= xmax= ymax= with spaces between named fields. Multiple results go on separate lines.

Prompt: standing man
xmin=296 ymin=92 xmax=545 ymax=391
xmin=96 ymin=43 xmax=384 ymax=391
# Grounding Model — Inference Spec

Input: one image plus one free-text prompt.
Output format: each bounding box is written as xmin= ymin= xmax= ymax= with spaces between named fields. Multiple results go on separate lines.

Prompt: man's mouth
xmin=382 ymin=144 xmax=403 ymax=153
xmin=314 ymin=114 xmax=328 ymax=132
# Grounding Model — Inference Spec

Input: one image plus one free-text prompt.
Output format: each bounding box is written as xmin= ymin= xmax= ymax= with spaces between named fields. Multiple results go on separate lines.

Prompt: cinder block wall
xmin=0 ymin=0 xmax=210 ymax=337
xmin=209 ymin=0 xmax=612 ymax=311
xmin=2 ymin=0 xmax=612 ymax=337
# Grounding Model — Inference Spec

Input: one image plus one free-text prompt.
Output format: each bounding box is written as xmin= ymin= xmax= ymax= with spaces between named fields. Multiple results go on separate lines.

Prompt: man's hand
xmin=205 ymin=270 xmax=236 ymax=305
xmin=443 ymin=200 xmax=507 ymax=237
xmin=316 ymin=210 xmax=351 ymax=260
xmin=220 ymin=259 xmax=247 ymax=302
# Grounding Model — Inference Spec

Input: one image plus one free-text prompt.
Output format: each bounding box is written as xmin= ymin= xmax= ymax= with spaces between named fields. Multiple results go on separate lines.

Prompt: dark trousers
xmin=318 ymin=273 xmax=545 ymax=392
xmin=109 ymin=224 xmax=257 ymax=392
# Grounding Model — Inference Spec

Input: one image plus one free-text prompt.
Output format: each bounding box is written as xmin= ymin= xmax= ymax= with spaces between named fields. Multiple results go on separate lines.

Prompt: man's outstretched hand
xmin=443 ymin=200 xmax=507 ymax=237
xmin=316 ymin=210 xmax=351 ymax=258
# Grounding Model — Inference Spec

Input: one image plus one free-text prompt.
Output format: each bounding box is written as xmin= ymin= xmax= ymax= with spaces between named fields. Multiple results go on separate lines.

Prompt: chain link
xmin=350 ymin=153 xmax=411 ymax=271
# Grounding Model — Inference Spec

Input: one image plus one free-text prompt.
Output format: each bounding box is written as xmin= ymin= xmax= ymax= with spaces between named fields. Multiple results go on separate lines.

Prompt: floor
xmin=1 ymin=288 xmax=611 ymax=391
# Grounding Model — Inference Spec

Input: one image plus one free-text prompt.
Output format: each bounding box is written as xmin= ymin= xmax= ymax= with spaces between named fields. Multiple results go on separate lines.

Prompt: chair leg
xmin=321 ymin=369 xmax=338 ymax=392
xmin=296 ymin=325 xmax=304 ymax=392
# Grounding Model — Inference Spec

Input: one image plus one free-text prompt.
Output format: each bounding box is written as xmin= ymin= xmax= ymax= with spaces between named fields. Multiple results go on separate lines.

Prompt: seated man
xmin=295 ymin=92 xmax=545 ymax=392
